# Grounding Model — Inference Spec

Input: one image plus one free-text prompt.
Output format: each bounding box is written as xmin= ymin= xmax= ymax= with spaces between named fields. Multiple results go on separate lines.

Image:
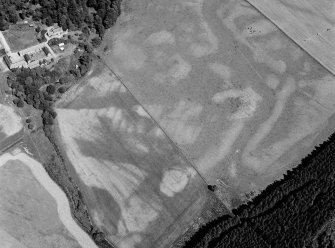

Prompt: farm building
xmin=47 ymin=27 xmax=64 ymax=38
xmin=3 ymin=45 xmax=54 ymax=69
xmin=42 ymin=46 xmax=51 ymax=56
xmin=3 ymin=53 xmax=26 ymax=69
xmin=23 ymin=54 xmax=31 ymax=63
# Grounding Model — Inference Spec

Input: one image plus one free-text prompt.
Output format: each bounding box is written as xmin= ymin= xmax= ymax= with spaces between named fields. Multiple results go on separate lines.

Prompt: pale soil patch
xmin=265 ymin=73 xmax=280 ymax=90
xmin=0 ymin=105 xmax=22 ymax=137
xmin=132 ymin=105 xmax=151 ymax=118
xmin=212 ymin=86 xmax=262 ymax=120
xmin=146 ymin=30 xmax=175 ymax=45
xmin=208 ymin=62 xmax=232 ymax=82
xmin=190 ymin=21 xmax=219 ymax=58
xmin=153 ymin=53 xmax=192 ymax=85
xmin=160 ymin=168 xmax=195 ymax=197
xmin=242 ymin=78 xmax=296 ymax=171
xmin=160 ymin=100 xmax=203 ymax=145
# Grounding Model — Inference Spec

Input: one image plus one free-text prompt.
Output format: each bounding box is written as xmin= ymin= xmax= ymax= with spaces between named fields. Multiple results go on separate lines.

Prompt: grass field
xmin=3 ymin=24 xmax=39 ymax=52
xmin=246 ymin=0 xmax=335 ymax=75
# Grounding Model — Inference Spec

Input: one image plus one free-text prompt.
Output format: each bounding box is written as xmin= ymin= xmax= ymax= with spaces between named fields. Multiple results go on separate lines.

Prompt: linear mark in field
xmin=98 ymin=58 xmax=211 ymax=187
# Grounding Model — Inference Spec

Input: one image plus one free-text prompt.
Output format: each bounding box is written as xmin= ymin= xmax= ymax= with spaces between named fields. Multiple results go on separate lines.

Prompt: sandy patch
xmin=242 ymin=78 xmax=297 ymax=171
xmin=154 ymin=53 xmax=192 ymax=85
xmin=161 ymin=100 xmax=202 ymax=145
xmin=160 ymin=169 xmax=193 ymax=197
xmin=132 ymin=105 xmax=151 ymax=118
xmin=0 ymin=105 xmax=22 ymax=137
xmin=212 ymin=86 xmax=262 ymax=120
xmin=265 ymin=73 xmax=280 ymax=90
xmin=146 ymin=30 xmax=175 ymax=45
xmin=208 ymin=63 xmax=232 ymax=82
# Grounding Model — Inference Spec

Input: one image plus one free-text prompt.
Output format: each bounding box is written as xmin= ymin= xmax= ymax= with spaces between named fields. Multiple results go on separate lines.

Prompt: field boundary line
xmin=245 ymin=0 xmax=335 ymax=76
xmin=98 ymin=58 xmax=211 ymax=186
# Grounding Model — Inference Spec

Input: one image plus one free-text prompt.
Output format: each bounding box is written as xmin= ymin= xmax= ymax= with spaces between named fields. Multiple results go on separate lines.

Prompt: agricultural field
xmin=246 ymin=0 xmax=335 ymax=75
xmin=2 ymin=24 xmax=39 ymax=52
xmin=101 ymin=0 xmax=335 ymax=207
xmin=0 ymin=104 xmax=22 ymax=141
xmin=0 ymin=0 xmax=334 ymax=247
xmin=0 ymin=151 xmax=96 ymax=248
xmin=55 ymin=63 xmax=213 ymax=248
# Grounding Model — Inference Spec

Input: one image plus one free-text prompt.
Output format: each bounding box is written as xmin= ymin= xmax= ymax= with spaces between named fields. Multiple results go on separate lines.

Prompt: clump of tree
xmin=31 ymin=0 xmax=122 ymax=37
xmin=69 ymin=52 xmax=92 ymax=77
xmin=91 ymin=36 xmax=102 ymax=48
xmin=48 ymin=37 xmax=68 ymax=46
xmin=0 ymin=0 xmax=122 ymax=39
xmin=184 ymin=134 xmax=335 ymax=248
xmin=0 ymin=0 xmax=31 ymax=29
xmin=7 ymin=48 xmax=93 ymax=129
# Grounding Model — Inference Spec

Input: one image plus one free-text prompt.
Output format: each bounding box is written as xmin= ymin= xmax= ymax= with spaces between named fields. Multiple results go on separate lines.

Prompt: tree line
xmin=7 ymin=48 xmax=92 ymax=134
xmin=0 ymin=0 xmax=122 ymax=37
xmin=184 ymin=134 xmax=335 ymax=248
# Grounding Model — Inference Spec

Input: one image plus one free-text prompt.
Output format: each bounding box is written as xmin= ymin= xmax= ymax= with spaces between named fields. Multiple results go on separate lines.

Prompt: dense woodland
xmin=184 ymin=134 xmax=335 ymax=248
xmin=7 ymin=47 xmax=92 ymax=136
xmin=1 ymin=1 xmax=122 ymax=248
xmin=0 ymin=0 xmax=121 ymax=37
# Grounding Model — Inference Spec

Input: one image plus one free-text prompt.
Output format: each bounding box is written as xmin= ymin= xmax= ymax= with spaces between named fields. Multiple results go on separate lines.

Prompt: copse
xmin=46 ymin=84 xmax=56 ymax=94
xmin=0 ymin=0 xmax=122 ymax=40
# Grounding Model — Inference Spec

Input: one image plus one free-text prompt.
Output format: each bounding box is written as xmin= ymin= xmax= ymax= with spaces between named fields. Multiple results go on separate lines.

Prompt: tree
xmin=45 ymin=16 xmax=53 ymax=26
xmin=58 ymin=87 xmax=66 ymax=93
xmin=104 ymin=9 xmax=118 ymax=28
xmin=91 ymin=36 xmax=101 ymax=47
xmin=46 ymin=84 xmax=56 ymax=94
xmin=16 ymin=99 xmax=24 ymax=108
xmin=84 ymin=43 xmax=93 ymax=53
xmin=0 ymin=18 xmax=9 ymax=31
xmin=94 ymin=15 xmax=105 ymax=37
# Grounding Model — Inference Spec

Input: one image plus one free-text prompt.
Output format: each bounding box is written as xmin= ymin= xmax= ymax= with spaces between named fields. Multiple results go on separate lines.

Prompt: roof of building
xmin=23 ymin=54 xmax=31 ymax=62
xmin=42 ymin=46 xmax=50 ymax=55
xmin=10 ymin=53 xmax=25 ymax=64
xmin=48 ymin=26 xmax=63 ymax=35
